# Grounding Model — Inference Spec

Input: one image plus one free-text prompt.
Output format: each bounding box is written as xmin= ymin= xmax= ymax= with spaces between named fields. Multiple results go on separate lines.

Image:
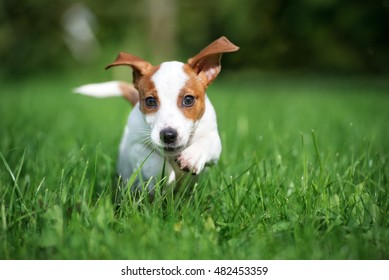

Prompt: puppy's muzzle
xmin=160 ymin=127 xmax=178 ymax=149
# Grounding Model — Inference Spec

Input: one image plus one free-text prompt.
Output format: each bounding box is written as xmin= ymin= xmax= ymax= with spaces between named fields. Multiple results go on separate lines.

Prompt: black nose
xmin=160 ymin=127 xmax=178 ymax=144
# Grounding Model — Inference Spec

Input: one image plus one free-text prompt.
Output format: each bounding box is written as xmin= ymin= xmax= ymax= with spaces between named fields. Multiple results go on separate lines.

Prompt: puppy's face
xmin=105 ymin=36 xmax=239 ymax=153
xmin=136 ymin=62 xmax=206 ymax=153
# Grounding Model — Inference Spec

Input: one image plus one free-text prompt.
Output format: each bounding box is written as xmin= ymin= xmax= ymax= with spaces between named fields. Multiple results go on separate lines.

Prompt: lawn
xmin=0 ymin=71 xmax=388 ymax=259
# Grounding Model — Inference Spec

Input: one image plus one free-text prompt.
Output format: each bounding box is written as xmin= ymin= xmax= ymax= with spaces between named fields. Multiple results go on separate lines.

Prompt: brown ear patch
xmin=105 ymin=52 xmax=152 ymax=74
xmin=105 ymin=52 xmax=154 ymax=86
xmin=118 ymin=82 xmax=139 ymax=106
xmin=187 ymin=36 xmax=239 ymax=86
xmin=187 ymin=36 xmax=239 ymax=69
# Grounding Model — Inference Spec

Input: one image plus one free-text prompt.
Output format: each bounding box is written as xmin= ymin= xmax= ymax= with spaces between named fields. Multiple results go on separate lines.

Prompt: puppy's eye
xmin=182 ymin=95 xmax=195 ymax=107
xmin=145 ymin=97 xmax=158 ymax=108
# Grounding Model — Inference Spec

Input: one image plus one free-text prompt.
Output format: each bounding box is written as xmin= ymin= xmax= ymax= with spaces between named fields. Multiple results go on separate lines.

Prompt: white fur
xmin=148 ymin=62 xmax=194 ymax=150
xmin=73 ymin=81 xmax=123 ymax=98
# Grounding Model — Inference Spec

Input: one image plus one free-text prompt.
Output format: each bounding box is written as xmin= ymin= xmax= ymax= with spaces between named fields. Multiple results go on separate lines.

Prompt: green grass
xmin=0 ymin=71 xmax=388 ymax=259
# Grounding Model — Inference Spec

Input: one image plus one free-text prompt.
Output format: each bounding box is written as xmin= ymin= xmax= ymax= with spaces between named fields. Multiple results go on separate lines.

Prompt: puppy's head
xmin=106 ymin=36 xmax=239 ymax=153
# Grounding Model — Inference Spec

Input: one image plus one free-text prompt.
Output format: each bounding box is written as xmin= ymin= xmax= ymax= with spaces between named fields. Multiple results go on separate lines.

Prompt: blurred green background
xmin=1 ymin=0 xmax=389 ymax=78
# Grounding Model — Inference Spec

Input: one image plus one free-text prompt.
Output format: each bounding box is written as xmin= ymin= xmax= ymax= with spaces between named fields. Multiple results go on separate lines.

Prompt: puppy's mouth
xmin=162 ymin=144 xmax=184 ymax=154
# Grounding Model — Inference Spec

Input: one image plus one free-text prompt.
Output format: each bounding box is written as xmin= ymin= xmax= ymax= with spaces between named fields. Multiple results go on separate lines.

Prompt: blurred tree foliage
xmin=1 ymin=0 xmax=388 ymax=77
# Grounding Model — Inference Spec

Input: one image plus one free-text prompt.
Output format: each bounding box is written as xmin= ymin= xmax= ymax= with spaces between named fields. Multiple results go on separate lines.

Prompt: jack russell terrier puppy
xmin=74 ymin=36 xmax=239 ymax=193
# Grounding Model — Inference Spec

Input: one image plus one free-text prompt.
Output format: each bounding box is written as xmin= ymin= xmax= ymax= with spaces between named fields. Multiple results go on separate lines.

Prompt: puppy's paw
xmin=176 ymin=145 xmax=207 ymax=175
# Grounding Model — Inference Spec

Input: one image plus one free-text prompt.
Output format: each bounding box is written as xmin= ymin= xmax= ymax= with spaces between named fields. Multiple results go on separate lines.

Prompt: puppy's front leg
xmin=176 ymin=130 xmax=221 ymax=175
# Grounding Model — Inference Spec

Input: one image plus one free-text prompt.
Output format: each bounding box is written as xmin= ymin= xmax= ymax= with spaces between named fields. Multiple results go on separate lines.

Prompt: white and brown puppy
xmin=75 ymin=36 xmax=239 ymax=192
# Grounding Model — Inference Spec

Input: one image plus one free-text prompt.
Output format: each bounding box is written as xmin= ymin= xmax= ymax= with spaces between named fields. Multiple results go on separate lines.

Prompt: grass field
xmin=0 ymin=71 xmax=388 ymax=259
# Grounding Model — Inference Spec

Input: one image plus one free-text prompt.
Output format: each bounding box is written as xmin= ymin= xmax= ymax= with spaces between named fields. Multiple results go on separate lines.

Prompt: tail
xmin=73 ymin=81 xmax=139 ymax=106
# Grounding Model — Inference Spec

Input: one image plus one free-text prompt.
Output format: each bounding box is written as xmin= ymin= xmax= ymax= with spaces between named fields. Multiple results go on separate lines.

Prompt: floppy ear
xmin=105 ymin=52 xmax=153 ymax=84
xmin=187 ymin=36 xmax=239 ymax=86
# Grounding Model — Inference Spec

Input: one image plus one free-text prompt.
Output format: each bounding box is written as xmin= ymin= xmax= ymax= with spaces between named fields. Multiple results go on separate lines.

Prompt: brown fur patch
xmin=119 ymin=82 xmax=139 ymax=106
xmin=135 ymin=66 xmax=160 ymax=114
xmin=178 ymin=65 xmax=207 ymax=121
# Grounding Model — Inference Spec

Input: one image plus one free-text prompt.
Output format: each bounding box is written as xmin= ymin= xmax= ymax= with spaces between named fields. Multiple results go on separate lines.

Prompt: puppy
xmin=75 ymin=36 xmax=239 ymax=193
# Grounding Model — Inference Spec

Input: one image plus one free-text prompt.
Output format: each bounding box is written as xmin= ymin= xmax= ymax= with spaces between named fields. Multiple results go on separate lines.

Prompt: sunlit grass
xmin=0 ymin=71 xmax=388 ymax=259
